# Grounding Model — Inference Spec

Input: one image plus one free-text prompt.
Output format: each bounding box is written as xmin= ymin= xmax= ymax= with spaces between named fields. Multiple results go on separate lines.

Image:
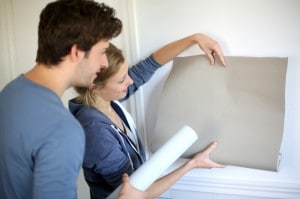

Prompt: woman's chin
xmin=119 ymin=92 xmax=127 ymax=99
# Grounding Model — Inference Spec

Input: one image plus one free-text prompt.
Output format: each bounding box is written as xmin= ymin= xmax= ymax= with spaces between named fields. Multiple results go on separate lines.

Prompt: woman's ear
xmin=89 ymin=83 xmax=96 ymax=90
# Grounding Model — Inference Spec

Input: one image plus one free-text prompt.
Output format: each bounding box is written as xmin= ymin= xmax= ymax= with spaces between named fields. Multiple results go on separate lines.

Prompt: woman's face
xmin=98 ymin=62 xmax=133 ymax=101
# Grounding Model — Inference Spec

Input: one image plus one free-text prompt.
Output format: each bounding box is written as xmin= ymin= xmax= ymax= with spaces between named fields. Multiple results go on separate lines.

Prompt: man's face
xmin=75 ymin=40 xmax=110 ymax=87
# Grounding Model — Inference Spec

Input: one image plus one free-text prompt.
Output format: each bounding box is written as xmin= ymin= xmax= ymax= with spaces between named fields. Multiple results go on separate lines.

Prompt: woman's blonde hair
xmin=74 ymin=43 xmax=125 ymax=107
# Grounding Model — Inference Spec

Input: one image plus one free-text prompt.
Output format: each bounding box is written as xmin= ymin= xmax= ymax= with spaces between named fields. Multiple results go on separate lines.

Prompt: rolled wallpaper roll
xmin=107 ymin=125 xmax=198 ymax=199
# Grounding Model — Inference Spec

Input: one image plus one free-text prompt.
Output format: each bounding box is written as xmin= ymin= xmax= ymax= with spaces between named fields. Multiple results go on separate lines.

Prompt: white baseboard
xmin=159 ymin=159 xmax=300 ymax=199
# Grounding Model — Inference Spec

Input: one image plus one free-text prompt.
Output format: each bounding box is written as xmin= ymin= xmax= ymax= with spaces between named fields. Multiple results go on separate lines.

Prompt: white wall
xmin=129 ymin=0 xmax=300 ymax=198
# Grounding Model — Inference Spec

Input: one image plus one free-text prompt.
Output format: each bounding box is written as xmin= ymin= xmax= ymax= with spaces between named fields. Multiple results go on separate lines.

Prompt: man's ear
xmin=70 ymin=44 xmax=85 ymax=63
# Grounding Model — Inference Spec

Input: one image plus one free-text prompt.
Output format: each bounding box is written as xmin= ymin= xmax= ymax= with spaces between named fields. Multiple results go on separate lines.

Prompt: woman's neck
xmin=94 ymin=99 xmax=125 ymax=132
xmin=94 ymin=98 xmax=112 ymax=113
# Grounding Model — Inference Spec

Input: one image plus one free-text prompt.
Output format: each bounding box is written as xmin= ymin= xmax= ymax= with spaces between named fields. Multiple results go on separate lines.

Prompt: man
xmin=0 ymin=0 xmax=122 ymax=198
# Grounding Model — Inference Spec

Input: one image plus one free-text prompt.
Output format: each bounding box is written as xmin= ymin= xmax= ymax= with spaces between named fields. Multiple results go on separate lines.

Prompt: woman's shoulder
xmin=73 ymin=106 xmax=113 ymax=128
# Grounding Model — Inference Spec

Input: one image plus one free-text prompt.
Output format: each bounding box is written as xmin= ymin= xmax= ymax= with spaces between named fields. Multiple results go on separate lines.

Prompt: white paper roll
xmin=107 ymin=125 xmax=198 ymax=199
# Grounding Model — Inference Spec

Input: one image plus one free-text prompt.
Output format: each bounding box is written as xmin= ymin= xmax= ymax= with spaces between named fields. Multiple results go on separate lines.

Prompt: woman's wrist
xmin=185 ymin=158 xmax=197 ymax=170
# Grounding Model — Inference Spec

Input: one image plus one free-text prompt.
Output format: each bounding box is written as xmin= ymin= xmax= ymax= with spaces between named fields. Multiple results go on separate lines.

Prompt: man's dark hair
xmin=36 ymin=0 xmax=122 ymax=66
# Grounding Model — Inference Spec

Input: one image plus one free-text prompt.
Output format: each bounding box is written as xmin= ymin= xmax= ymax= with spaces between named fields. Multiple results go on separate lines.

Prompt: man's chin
xmin=77 ymin=81 xmax=93 ymax=89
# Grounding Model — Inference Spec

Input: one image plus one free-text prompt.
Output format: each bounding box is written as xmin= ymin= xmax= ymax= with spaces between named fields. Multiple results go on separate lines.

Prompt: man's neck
xmin=25 ymin=64 xmax=70 ymax=97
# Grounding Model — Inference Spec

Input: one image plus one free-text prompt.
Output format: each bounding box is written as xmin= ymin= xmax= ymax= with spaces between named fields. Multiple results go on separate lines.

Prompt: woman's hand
xmin=118 ymin=174 xmax=148 ymax=199
xmin=193 ymin=33 xmax=226 ymax=66
xmin=152 ymin=33 xmax=226 ymax=66
xmin=188 ymin=141 xmax=226 ymax=169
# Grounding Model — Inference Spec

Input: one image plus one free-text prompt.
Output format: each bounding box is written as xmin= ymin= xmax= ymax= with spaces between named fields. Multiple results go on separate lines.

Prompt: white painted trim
xmin=170 ymin=176 xmax=300 ymax=199
xmin=121 ymin=0 xmax=151 ymax=157
xmin=0 ymin=0 xmax=16 ymax=89
xmin=160 ymin=159 xmax=300 ymax=198
xmin=120 ymin=0 xmax=139 ymax=64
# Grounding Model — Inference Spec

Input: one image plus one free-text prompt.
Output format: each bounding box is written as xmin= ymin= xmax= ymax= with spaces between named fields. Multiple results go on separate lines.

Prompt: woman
xmin=69 ymin=33 xmax=226 ymax=199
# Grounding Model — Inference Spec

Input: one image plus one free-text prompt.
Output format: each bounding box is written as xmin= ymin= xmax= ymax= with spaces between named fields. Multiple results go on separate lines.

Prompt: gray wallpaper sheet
xmin=152 ymin=55 xmax=287 ymax=171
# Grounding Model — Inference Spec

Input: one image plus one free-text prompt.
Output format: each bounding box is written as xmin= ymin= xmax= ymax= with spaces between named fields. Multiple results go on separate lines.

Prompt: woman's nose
xmin=101 ymin=55 xmax=109 ymax=69
xmin=127 ymin=76 xmax=133 ymax=85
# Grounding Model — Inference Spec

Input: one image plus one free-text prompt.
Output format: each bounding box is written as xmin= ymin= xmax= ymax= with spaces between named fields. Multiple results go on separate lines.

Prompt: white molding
xmin=160 ymin=159 xmax=300 ymax=198
xmin=120 ymin=0 xmax=139 ymax=65
xmin=0 ymin=0 xmax=16 ymax=89
xmin=170 ymin=175 xmax=300 ymax=199
xmin=121 ymin=0 xmax=151 ymax=157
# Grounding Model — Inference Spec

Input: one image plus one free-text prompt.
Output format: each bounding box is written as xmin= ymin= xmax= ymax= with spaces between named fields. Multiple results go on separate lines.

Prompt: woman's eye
xmin=119 ymin=79 xmax=125 ymax=84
